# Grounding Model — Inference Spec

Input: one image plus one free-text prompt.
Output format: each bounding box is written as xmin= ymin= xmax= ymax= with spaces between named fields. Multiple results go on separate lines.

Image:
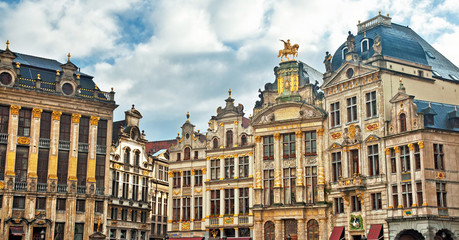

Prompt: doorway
xmin=32 ymin=227 xmax=46 ymax=240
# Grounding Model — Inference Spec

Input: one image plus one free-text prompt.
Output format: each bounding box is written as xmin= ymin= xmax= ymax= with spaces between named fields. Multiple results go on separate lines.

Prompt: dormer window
xmin=342 ymin=47 xmax=348 ymax=60
xmin=134 ymin=151 xmax=140 ymax=166
xmin=432 ymin=70 xmax=441 ymax=78
xmin=213 ymin=138 xmax=219 ymax=149
xmin=424 ymin=114 xmax=434 ymax=126
xmin=449 ymin=74 xmax=459 ymax=81
xmin=124 ymin=148 xmax=131 ymax=165
xmin=184 ymin=147 xmax=190 ymax=160
xmin=400 ymin=113 xmax=407 ymax=132
xmin=226 ymin=130 xmax=233 ymax=148
xmin=361 ymin=39 xmax=369 ymax=52
xmin=241 ymin=135 xmax=247 ymax=146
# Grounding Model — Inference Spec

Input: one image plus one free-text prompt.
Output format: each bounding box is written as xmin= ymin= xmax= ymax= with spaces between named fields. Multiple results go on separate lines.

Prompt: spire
xmin=67 ymin=53 xmax=71 ymax=62
xmin=228 ymin=88 xmax=232 ymax=98
xmin=6 ymin=40 xmax=9 ymax=50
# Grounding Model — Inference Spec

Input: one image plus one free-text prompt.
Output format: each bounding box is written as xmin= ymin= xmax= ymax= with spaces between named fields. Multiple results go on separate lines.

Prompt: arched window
xmin=241 ymin=135 xmax=247 ymax=146
xmin=400 ymin=113 xmax=407 ymax=132
xmin=124 ymin=148 xmax=131 ymax=165
xmin=226 ymin=130 xmax=233 ymax=148
xmin=134 ymin=151 xmax=140 ymax=166
xmin=213 ymin=138 xmax=219 ymax=149
xmin=264 ymin=221 xmax=275 ymax=240
xmin=184 ymin=147 xmax=191 ymax=160
xmin=342 ymin=47 xmax=348 ymax=60
xmin=361 ymin=39 xmax=369 ymax=52
xmin=307 ymin=219 xmax=319 ymax=240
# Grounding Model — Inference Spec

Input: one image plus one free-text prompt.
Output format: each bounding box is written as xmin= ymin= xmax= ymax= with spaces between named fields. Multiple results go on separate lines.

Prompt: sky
xmin=1 ymin=0 xmax=459 ymax=141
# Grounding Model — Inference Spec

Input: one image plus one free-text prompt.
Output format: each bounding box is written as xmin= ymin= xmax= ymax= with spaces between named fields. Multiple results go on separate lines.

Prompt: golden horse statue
xmin=278 ymin=39 xmax=299 ymax=61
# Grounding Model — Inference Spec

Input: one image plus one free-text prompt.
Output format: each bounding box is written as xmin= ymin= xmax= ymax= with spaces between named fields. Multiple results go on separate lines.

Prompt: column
xmin=191 ymin=169 xmax=195 ymax=223
xmin=233 ymin=120 xmax=239 ymax=147
xmin=234 ymin=187 xmax=239 ymax=219
xmin=418 ymin=141 xmax=427 ymax=207
xmin=394 ymin=146 xmax=402 ymax=208
xmin=26 ymin=108 xmax=42 ymax=184
xmin=342 ymin=148 xmax=349 ymax=178
xmin=384 ymin=148 xmax=394 ymax=209
xmin=220 ymin=188 xmax=225 ymax=225
xmin=248 ymin=152 xmax=254 ymax=178
xmin=86 ymin=116 xmax=99 ymax=184
xmin=220 ymin=157 xmax=225 ymax=180
xmin=47 ymin=111 xmax=61 ymax=188
xmin=274 ymin=220 xmax=282 ymax=240
xmin=253 ymin=221 xmax=262 ymax=240
xmin=273 ymin=133 xmax=282 ymax=205
xmin=234 ymin=156 xmax=239 ymax=179
xmin=408 ymin=143 xmax=417 ymax=208
xmin=319 ymin=218 xmax=328 ymax=240
xmin=295 ymin=131 xmax=304 ymax=204
xmin=253 ymin=136 xmax=262 ymax=207
xmin=205 ymin=189 xmax=211 ymax=225
xmin=206 ymin=158 xmax=211 ymax=182
xmin=297 ymin=219 xmax=305 ymax=240
xmin=316 ymin=128 xmax=325 ymax=202
xmin=235 ymin=227 xmax=239 ymax=238
xmin=68 ymin=113 xmax=80 ymax=184
xmin=5 ymin=105 xmax=20 ymax=183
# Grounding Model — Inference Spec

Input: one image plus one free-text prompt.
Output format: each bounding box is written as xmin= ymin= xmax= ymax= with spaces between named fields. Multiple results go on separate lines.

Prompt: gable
xmin=322 ymin=62 xmax=379 ymax=89
xmin=252 ymin=102 xmax=325 ymax=126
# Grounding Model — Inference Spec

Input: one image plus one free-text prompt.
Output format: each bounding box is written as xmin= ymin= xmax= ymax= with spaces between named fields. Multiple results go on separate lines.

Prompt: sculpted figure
xmin=324 ymin=51 xmax=332 ymax=72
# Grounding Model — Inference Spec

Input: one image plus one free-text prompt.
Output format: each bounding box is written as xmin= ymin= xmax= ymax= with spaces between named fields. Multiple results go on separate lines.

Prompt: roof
xmin=414 ymin=99 xmax=459 ymax=131
xmin=331 ymin=19 xmax=459 ymax=82
xmin=145 ymin=140 xmax=176 ymax=155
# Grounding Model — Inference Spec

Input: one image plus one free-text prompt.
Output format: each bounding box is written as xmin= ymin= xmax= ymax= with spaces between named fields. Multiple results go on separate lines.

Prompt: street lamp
xmin=40 ymin=229 xmax=45 ymax=240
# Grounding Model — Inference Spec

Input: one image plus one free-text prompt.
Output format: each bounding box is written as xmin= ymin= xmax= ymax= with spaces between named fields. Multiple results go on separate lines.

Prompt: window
xmin=283 ymin=167 xmax=296 ymax=204
xmin=124 ymin=148 xmax=130 ymax=165
xmin=132 ymin=175 xmax=139 ymax=201
xmin=54 ymin=223 xmax=65 ymax=240
xmin=74 ymin=223 xmax=84 ymax=240
xmin=131 ymin=210 xmax=137 ymax=222
xmin=331 ymin=152 xmax=342 ymax=181
xmin=263 ymin=169 xmax=274 ymax=206
xmin=0 ymin=144 xmax=6 ymax=181
xmin=400 ymin=145 xmax=410 ymax=172
xmin=152 ymin=194 xmax=157 ymax=216
xmin=57 ymin=150 xmax=69 ymax=184
xmin=121 ymin=208 xmax=128 ymax=221
xmin=111 ymin=207 xmax=118 ymax=220
xmin=436 ymin=182 xmax=447 ymax=207
xmin=416 ymin=182 xmax=423 ymax=207
xmin=264 ymin=221 xmax=275 ymax=240
xmin=120 ymin=230 xmax=127 ymax=240
xmin=433 ymin=144 xmax=444 ymax=170
xmin=0 ymin=105 xmax=9 ymax=134
xmin=213 ymin=138 xmax=219 ymax=149
xmin=39 ymin=111 xmax=51 ymax=139
xmin=57 ymin=198 xmax=66 ymax=211
xmin=95 ymin=155 xmax=105 ymax=189
xmin=361 ymin=39 xmax=369 ymax=52
xmin=141 ymin=177 xmax=148 ymax=202
xmin=194 ymin=150 xmax=198 ymax=160
xmin=224 ymin=158 xmax=234 ymax=179
xmin=368 ymin=145 xmax=379 ymax=176
xmin=224 ymin=189 xmax=234 ymax=215
xmin=390 ymin=148 xmax=396 ymax=173
xmin=400 ymin=113 xmax=407 ymax=132
xmin=414 ymin=143 xmax=421 ymax=170
xmin=304 ymin=131 xmax=317 ymax=156
xmin=211 ymin=159 xmax=220 ymax=180
xmin=78 ymin=117 xmax=90 ymax=143
xmin=366 ymin=91 xmax=377 ymax=118
xmin=371 ymin=193 xmax=382 ymax=210
xmin=392 ymin=185 xmax=399 ymax=208
xmin=36 ymin=197 xmax=46 ymax=210
xmin=122 ymin=174 xmax=129 ymax=199
xmin=184 ymin=147 xmax=190 ymax=160
xmin=13 ymin=196 xmax=25 ymax=209
xmin=95 ymin=201 xmax=103 ymax=213
xmin=351 ymin=196 xmax=361 ymax=212
xmin=350 ymin=149 xmax=359 ymax=175
xmin=210 ymin=190 xmax=220 ymax=216
xmin=194 ymin=169 xmax=203 ymax=187
xmin=342 ymin=47 xmax=348 ymax=59
xmin=307 ymin=219 xmax=319 ymax=240
xmin=176 ymin=152 xmax=181 ymax=161
xmin=97 ymin=119 xmax=107 ymax=146
xmin=282 ymin=133 xmax=296 ymax=159
xmin=172 ymin=199 xmax=180 ymax=222
xmin=37 ymin=148 xmax=49 ymax=183
xmin=305 ymin=166 xmax=317 ymax=204
xmin=183 ymin=171 xmax=191 ymax=187
xmin=15 ymin=146 xmax=29 ymax=183
xmin=195 ymin=197 xmax=202 ymax=220
xmin=18 ymin=108 xmax=31 ymax=137
xmin=334 ymin=198 xmax=344 ymax=214
xmin=347 ymin=96 xmax=357 ymax=122
xmin=112 ymin=171 xmax=120 ymax=197
xmin=59 ymin=114 xmax=71 ymax=141
xmin=238 ymin=156 xmax=249 ymax=178
xmin=134 ymin=151 xmax=140 ymax=166
xmin=241 ymin=135 xmax=247 ymax=146
xmin=401 ymin=183 xmax=413 ymax=207
xmin=226 ymin=130 xmax=233 ymax=147
xmin=77 ymin=152 xmax=88 ymax=186
xmin=109 ymin=229 xmax=116 ymax=240
xmin=76 ymin=199 xmax=85 ymax=212
xmin=330 ymin=102 xmax=340 ymax=127
xmin=173 ymin=172 xmax=180 ymax=188
xmin=263 ymin=136 xmax=274 ymax=160
xmin=239 ymin=188 xmax=249 ymax=215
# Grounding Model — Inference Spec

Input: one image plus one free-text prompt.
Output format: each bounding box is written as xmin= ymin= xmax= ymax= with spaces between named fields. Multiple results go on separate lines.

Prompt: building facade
xmin=150 ymin=149 xmax=169 ymax=240
xmin=108 ymin=106 xmax=152 ymax=240
xmin=0 ymin=42 xmax=117 ymax=239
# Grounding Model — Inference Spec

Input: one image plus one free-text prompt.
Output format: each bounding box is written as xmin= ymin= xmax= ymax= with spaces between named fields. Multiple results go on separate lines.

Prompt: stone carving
xmin=343 ymin=124 xmax=361 ymax=144
xmin=29 ymin=179 xmax=36 ymax=191
xmin=307 ymin=157 xmax=317 ymax=165
xmin=323 ymin=51 xmax=332 ymax=72
xmin=346 ymin=31 xmax=355 ymax=52
xmin=263 ymin=161 xmax=274 ymax=169
xmin=260 ymin=113 xmax=275 ymax=124
xmin=283 ymin=159 xmax=296 ymax=168
xmin=373 ymin=33 xmax=382 ymax=55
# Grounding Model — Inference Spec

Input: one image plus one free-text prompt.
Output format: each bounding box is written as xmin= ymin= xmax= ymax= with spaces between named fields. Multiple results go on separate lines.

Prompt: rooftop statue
xmin=278 ymin=39 xmax=299 ymax=62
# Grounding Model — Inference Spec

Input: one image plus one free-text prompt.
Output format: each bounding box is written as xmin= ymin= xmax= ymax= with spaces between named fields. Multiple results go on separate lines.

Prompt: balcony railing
xmin=57 ymin=184 xmax=67 ymax=193
xmin=172 ymin=222 xmax=179 ymax=230
xmin=39 ymin=138 xmax=50 ymax=148
xmin=0 ymin=133 xmax=8 ymax=144
xmin=239 ymin=216 xmax=249 ymax=224
xmin=58 ymin=140 xmax=70 ymax=150
xmin=96 ymin=187 xmax=104 ymax=195
xmin=194 ymin=221 xmax=201 ymax=229
xmin=96 ymin=145 xmax=106 ymax=155
xmin=78 ymin=143 xmax=89 ymax=152
xmin=14 ymin=182 xmax=27 ymax=191
xmin=210 ymin=217 xmax=219 ymax=226
xmin=37 ymin=183 xmax=47 ymax=192
xmin=77 ymin=185 xmax=86 ymax=194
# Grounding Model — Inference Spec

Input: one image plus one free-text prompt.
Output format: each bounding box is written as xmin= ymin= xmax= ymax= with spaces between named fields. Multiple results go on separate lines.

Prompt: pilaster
xmin=27 ymin=108 xmax=42 ymax=181
xmin=68 ymin=113 xmax=80 ymax=182
xmin=87 ymin=116 xmax=99 ymax=185
xmin=5 ymin=105 xmax=20 ymax=179
xmin=48 ymin=111 xmax=61 ymax=185
xmin=273 ymin=133 xmax=282 ymax=205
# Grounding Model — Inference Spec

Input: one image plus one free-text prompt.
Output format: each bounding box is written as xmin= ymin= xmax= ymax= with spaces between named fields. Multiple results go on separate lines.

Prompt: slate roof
xmin=331 ymin=22 xmax=459 ymax=82
xmin=414 ymin=99 xmax=459 ymax=131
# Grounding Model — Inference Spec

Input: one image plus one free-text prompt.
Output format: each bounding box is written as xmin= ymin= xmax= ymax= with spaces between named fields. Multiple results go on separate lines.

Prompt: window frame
xmin=365 ymin=91 xmax=377 ymax=118
xmin=330 ymin=102 xmax=341 ymax=127
xmin=346 ymin=96 xmax=358 ymax=123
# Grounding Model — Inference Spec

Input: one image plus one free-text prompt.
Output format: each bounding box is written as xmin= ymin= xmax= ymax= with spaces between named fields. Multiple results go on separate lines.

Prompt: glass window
xmin=224 ymin=158 xmax=234 ymax=179
xmin=330 ymin=102 xmax=340 ymax=127
xmin=74 ymin=223 xmax=84 ymax=240
xmin=35 ymin=197 xmax=46 ymax=210
xmin=305 ymin=166 xmax=317 ymax=204
xmin=59 ymin=114 xmax=71 ymax=141
xmin=76 ymin=199 xmax=85 ymax=212
xmin=368 ymin=144 xmax=379 ymax=176
xmin=210 ymin=190 xmax=220 ymax=216
xmin=78 ymin=117 xmax=90 ymax=143
xmin=195 ymin=197 xmax=202 ymax=220
xmin=347 ymin=96 xmax=357 ymax=122
xmin=334 ymin=198 xmax=344 ymax=214
xmin=414 ymin=143 xmax=421 ymax=170
xmin=263 ymin=136 xmax=274 ymax=160
xmin=263 ymin=169 xmax=274 ymax=206
xmin=37 ymin=148 xmax=49 ymax=183
xmin=57 ymin=150 xmax=69 ymax=184
xmin=304 ymin=131 xmax=317 ymax=156
xmin=371 ymin=192 xmax=382 ymax=210
xmin=184 ymin=147 xmax=190 ymax=160
xmin=283 ymin=167 xmax=296 ymax=204
xmin=400 ymin=145 xmax=410 ymax=172
xmin=351 ymin=196 xmax=361 ymax=212
xmin=392 ymin=185 xmax=398 ymax=208
xmin=112 ymin=171 xmax=120 ymax=197
xmin=436 ymin=182 xmax=447 ymax=207
xmin=390 ymin=148 xmax=396 ymax=173
xmin=239 ymin=188 xmax=249 ymax=215
xmin=54 ymin=223 xmax=65 ymax=240
xmin=307 ymin=219 xmax=319 ymax=240
xmin=416 ymin=182 xmax=423 ymax=207
xmin=172 ymin=199 xmax=180 ymax=222
xmin=213 ymin=138 xmax=219 ymax=149
xmin=264 ymin=221 xmax=275 ymax=240
xmin=0 ymin=105 xmax=9 ymax=134
xmin=18 ymin=108 xmax=31 ymax=137
xmin=194 ymin=169 xmax=202 ymax=187
xmin=282 ymin=133 xmax=296 ymax=159
xmin=350 ymin=149 xmax=359 ymax=175
xmin=183 ymin=171 xmax=191 ymax=187
xmin=366 ymin=91 xmax=377 ymax=118
xmin=124 ymin=148 xmax=130 ymax=165
xmin=173 ymin=172 xmax=180 ymax=188
xmin=97 ymin=119 xmax=107 ymax=146
xmin=39 ymin=111 xmax=51 ymax=139
xmin=77 ymin=153 xmax=88 ymax=186
xmin=57 ymin=198 xmax=66 ymax=211
xmin=331 ymin=152 xmax=342 ymax=181
xmin=226 ymin=130 xmax=233 ymax=148
xmin=400 ymin=113 xmax=407 ymax=132
xmin=211 ymin=159 xmax=220 ymax=180
xmin=224 ymin=189 xmax=234 ymax=215
xmin=15 ymin=146 xmax=29 ymax=182
xmin=0 ymin=144 xmax=5 ymax=181
xmin=13 ymin=196 xmax=25 ymax=209
xmin=433 ymin=144 xmax=444 ymax=170
xmin=402 ymin=183 xmax=413 ymax=207
xmin=238 ymin=156 xmax=249 ymax=178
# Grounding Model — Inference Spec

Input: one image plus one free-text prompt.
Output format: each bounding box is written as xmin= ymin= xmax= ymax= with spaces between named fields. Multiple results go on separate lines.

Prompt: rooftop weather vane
xmin=278 ymin=39 xmax=299 ymax=62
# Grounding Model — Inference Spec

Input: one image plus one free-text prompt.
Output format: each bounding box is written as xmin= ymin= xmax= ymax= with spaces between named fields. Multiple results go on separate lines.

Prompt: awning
xmin=329 ymin=226 xmax=344 ymax=240
xmin=10 ymin=227 xmax=25 ymax=236
xmin=169 ymin=238 xmax=204 ymax=240
xmin=228 ymin=238 xmax=251 ymax=240
xmin=367 ymin=224 xmax=383 ymax=240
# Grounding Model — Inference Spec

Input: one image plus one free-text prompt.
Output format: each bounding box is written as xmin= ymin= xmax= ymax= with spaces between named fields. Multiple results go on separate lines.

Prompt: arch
xmin=400 ymin=113 xmax=407 ymax=132
xmin=395 ymin=229 xmax=425 ymax=240
xmin=241 ymin=134 xmax=248 ymax=146
xmin=361 ymin=38 xmax=369 ymax=52
xmin=184 ymin=146 xmax=191 ymax=160
xmin=307 ymin=219 xmax=319 ymax=240
xmin=342 ymin=47 xmax=348 ymax=59
xmin=264 ymin=221 xmax=275 ymax=240
xmin=124 ymin=147 xmax=131 ymax=165
xmin=435 ymin=229 xmax=454 ymax=240
xmin=226 ymin=130 xmax=233 ymax=148
xmin=213 ymin=138 xmax=219 ymax=149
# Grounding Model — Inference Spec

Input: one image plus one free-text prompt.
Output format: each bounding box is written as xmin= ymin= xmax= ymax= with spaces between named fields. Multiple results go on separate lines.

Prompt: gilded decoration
xmin=295 ymin=131 xmax=303 ymax=138
xmin=32 ymin=108 xmax=42 ymax=118
xmin=71 ymin=113 xmax=81 ymax=123
xmin=274 ymin=169 xmax=282 ymax=187
xmin=418 ymin=141 xmax=424 ymax=149
xmin=10 ymin=105 xmax=21 ymax=115
xmin=296 ymin=168 xmax=304 ymax=186
xmin=179 ymin=170 xmax=183 ymax=176
xmin=234 ymin=120 xmax=238 ymax=125
xmin=201 ymin=168 xmax=206 ymax=174
xmin=273 ymin=133 xmax=281 ymax=140
xmin=224 ymin=217 xmax=234 ymax=224
xmin=384 ymin=148 xmax=390 ymax=155
xmin=195 ymin=188 xmax=202 ymax=194
xmin=173 ymin=189 xmax=181 ymax=195
xmin=52 ymin=111 xmax=62 ymax=121
xmin=278 ymin=39 xmax=299 ymax=62
xmin=255 ymin=171 xmax=262 ymax=189
xmin=349 ymin=215 xmax=363 ymax=230
xmin=366 ymin=135 xmax=379 ymax=142
xmin=331 ymin=132 xmax=342 ymax=140
xmin=142 ymin=170 xmax=149 ymax=176
xmin=0 ymin=181 xmax=4 ymax=189
xmin=366 ymin=122 xmax=379 ymax=131
xmin=90 ymin=116 xmax=100 ymax=125
xmin=316 ymin=128 xmax=324 ymax=136
xmin=182 ymin=222 xmax=190 ymax=230
xmin=17 ymin=136 xmax=30 ymax=145
xmin=330 ymin=143 xmax=341 ymax=150
xmin=113 ymin=163 xmax=121 ymax=170
xmin=408 ymin=143 xmax=414 ymax=151
xmin=254 ymin=136 xmax=262 ymax=143
xmin=168 ymin=171 xmax=173 ymax=178
xmin=437 ymin=172 xmax=445 ymax=179
xmin=394 ymin=146 xmax=399 ymax=153
xmin=191 ymin=169 xmax=195 ymax=175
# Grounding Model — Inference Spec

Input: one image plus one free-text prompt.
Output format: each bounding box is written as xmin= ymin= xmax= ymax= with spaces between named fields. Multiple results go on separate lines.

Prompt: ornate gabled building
xmin=0 ymin=42 xmax=117 ymax=239
xmin=251 ymin=49 xmax=328 ymax=240
xmin=322 ymin=12 xmax=459 ymax=240
xmin=167 ymin=113 xmax=207 ymax=239
xmin=108 ymin=106 xmax=152 ymax=240
xmin=204 ymin=90 xmax=254 ymax=239
xmin=150 ymin=149 xmax=169 ymax=240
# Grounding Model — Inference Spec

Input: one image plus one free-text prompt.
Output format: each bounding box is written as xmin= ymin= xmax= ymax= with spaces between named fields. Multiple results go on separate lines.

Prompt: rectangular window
xmin=57 ymin=150 xmax=69 ymax=184
xmin=0 ymin=144 xmax=6 ymax=180
xmin=416 ymin=182 xmax=423 ymax=207
xmin=95 ymin=200 xmax=104 ymax=213
xmin=140 ymin=211 xmax=147 ymax=223
xmin=283 ymin=167 xmax=296 ymax=205
xmin=111 ymin=207 xmax=118 ymax=220
xmin=331 ymin=152 xmax=342 ymax=182
xmin=330 ymin=102 xmax=340 ymax=127
xmin=0 ymin=105 xmax=9 ymax=134
xmin=436 ymin=182 xmax=447 ymax=207
xmin=13 ymin=196 xmax=25 ymax=209
xmin=304 ymin=131 xmax=317 ymax=156
xmin=392 ymin=185 xmax=399 ymax=208
xmin=97 ymin=119 xmax=107 ymax=146
xmin=305 ymin=166 xmax=317 ymax=204
xmin=141 ymin=177 xmax=148 ymax=202
xmin=78 ymin=117 xmax=90 ymax=143
xmin=112 ymin=171 xmax=119 ymax=197
xmin=195 ymin=197 xmax=203 ymax=220
xmin=120 ymin=230 xmax=127 ymax=240
xmin=282 ymin=133 xmax=296 ymax=159
xmin=414 ymin=143 xmax=421 ymax=170
xmin=132 ymin=175 xmax=139 ymax=201
xmin=401 ymin=183 xmax=413 ymax=207
xmin=263 ymin=169 xmax=274 ymax=206
xmin=39 ymin=111 xmax=51 ymax=139
xmin=239 ymin=188 xmax=249 ymax=215
xmin=347 ymin=96 xmax=357 ymax=122
xmin=263 ymin=136 xmax=274 ymax=160
xmin=224 ymin=189 xmax=234 ymax=215
xmin=56 ymin=198 xmax=66 ymax=211
xmin=18 ymin=108 xmax=31 ymax=137
xmin=368 ymin=144 xmax=379 ymax=176
xmin=194 ymin=169 xmax=203 ymax=187
xmin=371 ymin=192 xmax=382 ymax=210
xmin=95 ymin=154 xmax=105 ymax=188
xmin=334 ymin=198 xmax=344 ymax=214
xmin=183 ymin=170 xmax=191 ymax=187
xmin=194 ymin=150 xmax=198 ymax=160
xmin=74 ymin=223 xmax=84 ymax=240
xmin=59 ymin=114 xmax=71 ymax=141
xmin=433 ymin=144 xmax=444 ymax=170
xmin=15 ymin=146 xmax=29 ymax=183
xmin=121 ymin=208 xmax=128 ymax=221
xmin=36 ymin=197 xmax=46 ymax=210
xmin=224 ymin=158 xmax=234 ymax=179
xmin=131 ymin=210 xmax=137 ymax=222
xmin=173 ymin=172 xmax=181 ymax=188
xmin=390 ymin=148 xmax=396 ymax=173
xmin=37 ymin=148 xmax=49 ymax=183
xmin=350 ymin=149 xmax=359 ymax=175
xmin=366 ymin=91 xmax=377 ymax=118
xmin=176 ymin=153 xmax=181 ymax=161
xmin=211 ymin=159 xmax=220 ymax=180
xmin=54 ymin=223 xmax=65 ymax=240
xmin=400 ymin=145 xmax=410 ymax=172
xmin=210 ymin=190 xmax=220 ymax=216
xmin=351 ymin=195 xmax=361 ymax=212
xmin=122 ymin=174 xmax=129 ymax=199
xmin=182 ymin=197 xmax=191 ymax=221
xmin=238 ymin=156 xmax=249 ymax=178
xmin=76 ymin=153 xmax=88 ymax=186
xmin=76 ymin=199 xmax=85 ymax=212
xmin=173 ymin=199 xmax=180 ymax=222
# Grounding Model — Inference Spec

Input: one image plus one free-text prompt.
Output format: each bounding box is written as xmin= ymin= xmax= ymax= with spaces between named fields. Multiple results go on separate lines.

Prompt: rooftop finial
xmin=428 ymin=102 xmax=431 ymax=107
xmin=379 ymin=11 xmax=381 ymax=15
xmin=228 ymin=88 xmax=232 ymax=98
xmin=131 ymin=104 xmax=135 ymax=109
xmin=387 ymin=13 xmax=390 ymax=17
xmin=186 ymin=112 xmax=190 ymax=121
xmin=6 ymin=40 xmax=9 ymax=50
xmin=67 ymin=53 xmax=71 ymax=62
xmin=399 ymin=78 xmax=406 ymax=92
xmin=455 ymin=105 xmax=457 ymax=111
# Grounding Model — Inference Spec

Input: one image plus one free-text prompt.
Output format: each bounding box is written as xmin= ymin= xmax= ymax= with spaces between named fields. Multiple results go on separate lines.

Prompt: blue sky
xmin=1 ymin=0 xmax=459 ymax=141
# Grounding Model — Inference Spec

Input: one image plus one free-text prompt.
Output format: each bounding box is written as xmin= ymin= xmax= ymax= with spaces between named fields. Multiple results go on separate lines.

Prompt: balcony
xmin=96 ymin=145 xmax=106 ymax=155
xmin=58 ymin=140 xmax=70 ymax=150
xmin=14 ymin=182 xmax=27 ymax=191
xmin=194 ymin=221 xmax=201 ymax=229
xmin=57 ymin=184 xmax=67 ymax=193
xmin=78 ymin=143 xmax=89 ymax=152
xmin=0 ymin=133 xmax=8 ymax=144
xmin=96 ymin=187 xmax=105 ymax=196
xmin=172 ymin=222 xmax=179 ymax=231
xmin=210 ymin=217 xmax=219 ymax=226
xmin=39 ymin=138 xmax=50 ymax=148
xmin=336 ymin=174 xmax=365 ymax=191
xmin=77 ymin=185 xmax=86 ymax=194
xmin=37 ymin=183 xmax=47 ymax=192
xmin=239 ymin=216 xmax=249 ymax=224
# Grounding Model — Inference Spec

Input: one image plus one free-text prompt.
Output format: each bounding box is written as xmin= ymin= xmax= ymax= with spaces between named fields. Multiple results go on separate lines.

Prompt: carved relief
xmin=10 ymin=105 xmax=21 ymax=115
xmin=343 ymin=124 xmax=361 ymax=144
xmin=32 ymin=108 xmax=42 ymax=118
xmin=282 ymin=159 xmax=296 ymax=168
xmin=52 ymin=111 xmax=62 ymax=121
xmin=263 ymin=161 xmax=274 ymax=169
xmin=72 ymin=113 xmax=81 ymax=123
xmin=255 ymin=171 xmax=262 ymax=188
xmin=90 ymin=116 xmax=100 ymax=125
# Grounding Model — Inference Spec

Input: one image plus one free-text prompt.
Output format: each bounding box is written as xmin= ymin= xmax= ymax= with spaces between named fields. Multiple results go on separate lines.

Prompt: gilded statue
xmin=278 ymin=39 xmax=299 ymax=62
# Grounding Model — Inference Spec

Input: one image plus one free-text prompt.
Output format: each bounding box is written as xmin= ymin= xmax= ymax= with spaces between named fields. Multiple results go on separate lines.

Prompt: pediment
xmin=322 ymin=62 xmax=379 ymax=89
xmin=329 ymin=142 xmax=342 ymax=150
xmin=252 ymin=102 xmax=325 ymax=125
xmin=389 ymin=91 xmax=414 ymax=103
xmin=364 ymin=134 xmax=380 ymax=142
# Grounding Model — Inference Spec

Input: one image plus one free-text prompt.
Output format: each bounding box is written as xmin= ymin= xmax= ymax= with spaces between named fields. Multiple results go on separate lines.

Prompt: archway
xmin=435 ymin=229 xmax=454 ymax=240
xmin=395 ymin=229 xmax=424 ymax=240
xmin=264 ymin=221 xmax=275 ymax=240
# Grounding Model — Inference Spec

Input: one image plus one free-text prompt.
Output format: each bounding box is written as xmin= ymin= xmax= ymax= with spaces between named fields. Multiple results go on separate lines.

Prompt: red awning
xmin=169 ymin=238 xmax=204 ymax=240
xmin=329 ymin=226 xmax=344 ymax=240
xmin=367 ymin=224 xmax=383 ymax=240
xmin=10 ymin=227 xmax=25 ymax=236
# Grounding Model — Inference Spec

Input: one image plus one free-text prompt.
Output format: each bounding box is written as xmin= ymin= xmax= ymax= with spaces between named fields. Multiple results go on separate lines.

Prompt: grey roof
xmin=331 ymin=23 xmax=459 ymax=82
xmin=414 ymin=100 xmax=459 ymax=131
